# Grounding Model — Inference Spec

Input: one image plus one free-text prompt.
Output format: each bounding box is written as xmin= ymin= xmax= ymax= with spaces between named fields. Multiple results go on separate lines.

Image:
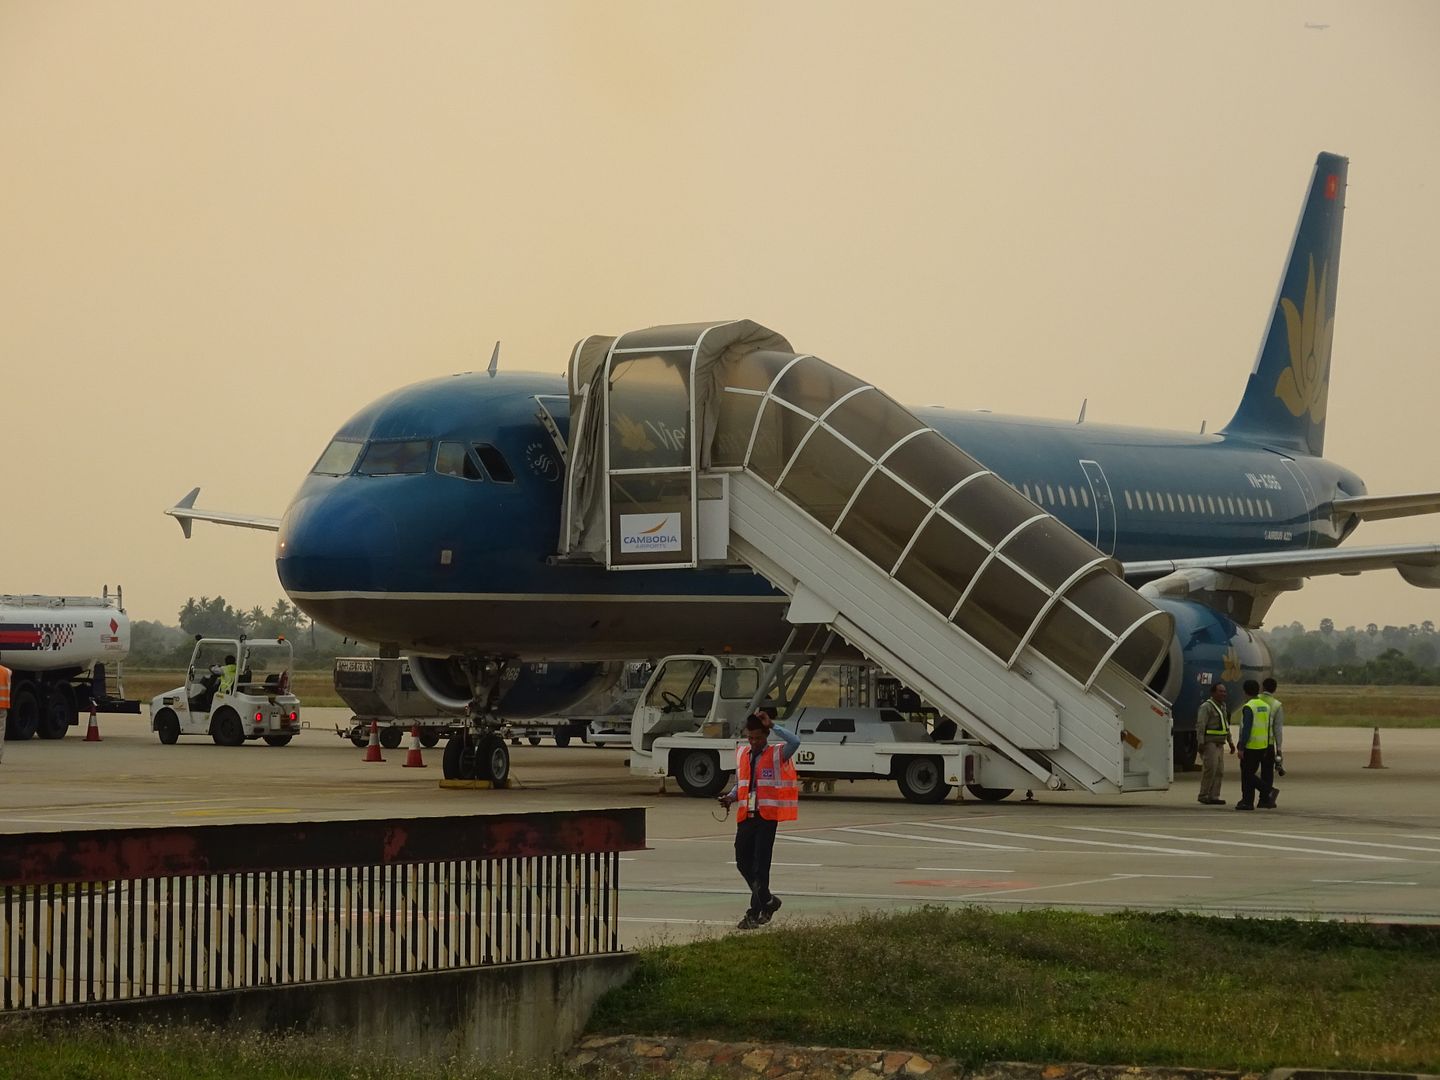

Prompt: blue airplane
xmin=171 ymin=152 xmax=1440 ymax=765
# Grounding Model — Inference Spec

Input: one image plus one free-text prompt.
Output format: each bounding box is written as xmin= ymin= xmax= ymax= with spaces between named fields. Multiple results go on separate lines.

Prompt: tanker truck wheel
xmin=39 ymin=682 xmax=77 ymax=740
xmin=6 ymin=684 xmax=40 ymax=741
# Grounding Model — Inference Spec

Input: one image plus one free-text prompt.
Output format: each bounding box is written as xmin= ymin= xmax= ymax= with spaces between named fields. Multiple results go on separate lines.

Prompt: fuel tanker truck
xmin=0 ymin=587 xmax=141 ymax=741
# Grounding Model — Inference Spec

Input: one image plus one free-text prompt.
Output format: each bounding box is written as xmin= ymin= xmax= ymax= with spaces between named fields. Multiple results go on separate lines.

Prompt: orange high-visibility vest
xmin=735 ymin=742 xmax=799 ymax=822
xmin=0 ymin=665 xmax=10 ymax=711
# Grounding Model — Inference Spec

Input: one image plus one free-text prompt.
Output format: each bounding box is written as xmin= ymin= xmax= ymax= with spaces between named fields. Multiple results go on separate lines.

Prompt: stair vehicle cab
xmin=150 ymin=636 xmax=301 ymax=746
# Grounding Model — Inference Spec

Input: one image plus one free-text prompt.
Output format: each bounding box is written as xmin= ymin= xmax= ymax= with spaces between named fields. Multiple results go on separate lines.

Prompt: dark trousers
xmin=1239 ymin=746 xmax=1276 ymax=806
xmin=735 ymin=816 xmax=779 ymax=915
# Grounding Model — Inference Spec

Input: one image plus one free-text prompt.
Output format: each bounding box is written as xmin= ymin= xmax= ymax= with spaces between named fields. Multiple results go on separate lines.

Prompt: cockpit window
xmin=357 ymin=440 xmax=432 ymax=475
xmin=311 ymin=439 xmax=363 ymax=476
xmin=436 ymin=441 xmax=485 ymax=481
xmin=473 ymin=443 xmax=516 ymax=484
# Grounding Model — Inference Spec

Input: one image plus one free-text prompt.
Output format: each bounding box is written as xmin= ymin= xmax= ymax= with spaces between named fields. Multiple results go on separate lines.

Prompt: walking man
xmin=1235 ymin=679 xmax=1279 ymax=810
xmin=719 ymin=706 xmax=801 ymax=930
xmin=1195 ymin=682 xmax=1234 ymax=804
xmin=1261 ymin=677 xmax=1285 ymax=777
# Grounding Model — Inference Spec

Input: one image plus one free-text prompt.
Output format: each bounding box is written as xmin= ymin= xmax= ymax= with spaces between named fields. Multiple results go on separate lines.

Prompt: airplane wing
xmin=1331 ymin=490 xmax=1440 ymax=523
xmin=1125 ymin=542 xmax=1440 ymax=590
xmin=166 ymin=488 xmax=282 ymax=539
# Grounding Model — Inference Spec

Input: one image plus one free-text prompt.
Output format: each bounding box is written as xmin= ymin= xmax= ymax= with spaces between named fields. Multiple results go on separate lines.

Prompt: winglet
xmin=168 ymin=487 xmax=201 ymax=539
xmin=487 ymin=341 xmax=500 ymax=376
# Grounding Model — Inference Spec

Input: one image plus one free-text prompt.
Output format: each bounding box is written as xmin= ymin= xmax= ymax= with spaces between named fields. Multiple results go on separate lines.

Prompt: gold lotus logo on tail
xmin=1273 ymin=256 xmax=1333 ymax=424
xmin=1221 ymin=647 xmax=1242 ymax=682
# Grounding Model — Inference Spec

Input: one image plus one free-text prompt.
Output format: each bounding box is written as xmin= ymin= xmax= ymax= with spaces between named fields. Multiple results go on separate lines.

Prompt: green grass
xmin=1283 ymin=684 xmax=1440 ymax=727
xmin=0 ymin=1021 xmax=567 ymax=1079
xmin=590 ymin=908 xmax=1440 ymax=1072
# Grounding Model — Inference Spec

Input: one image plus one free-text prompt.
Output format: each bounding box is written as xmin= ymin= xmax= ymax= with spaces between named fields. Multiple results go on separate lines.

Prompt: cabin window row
xmin=1119 ymin=489 xmax=1275 ymax=518
xmin=1017 ymin=482 xmax=1091 ymax=510
xmin=309 ymin=438 xmax=516 ymax=483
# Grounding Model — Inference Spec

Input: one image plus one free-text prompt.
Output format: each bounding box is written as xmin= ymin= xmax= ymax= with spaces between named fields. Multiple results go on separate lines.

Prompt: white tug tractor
xmin=150 ymin=636 xmax=301 ymax=746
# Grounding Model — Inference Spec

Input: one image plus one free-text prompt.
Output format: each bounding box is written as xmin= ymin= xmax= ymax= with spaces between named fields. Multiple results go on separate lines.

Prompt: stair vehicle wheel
xmin=965 ymin=784 xmax=1013 ymax=803
xmin=442 ymin=734 xmax=464 ymax=779
xmin=155 ymin=709 xmax=181 ymax=745
xmin=476 ymin=734 xmax=510 ymax=784
xmin=419 ymin=728 xmax=442 ymax=749
xmin=379 ymin=725 xmax=404 ymax=750
xmin=675 ymin=751 xmax=727 ymax=798
xmin=7 ymin=684 xmax=40 ymax=741
xmin=39 ymin=682 xmax=77 ymax=740
xmin=263 ymin=733 xmax=293 ymax=747
xmin=896 ymin=755 xmax=952 ymax=804
xmin=349 ymin=723 xmax=368 ymax=748
xmin=211 ymin=708 xmax=246 ymax=747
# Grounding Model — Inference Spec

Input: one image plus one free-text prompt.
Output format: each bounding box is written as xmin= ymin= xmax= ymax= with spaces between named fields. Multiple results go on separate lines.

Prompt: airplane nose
xmin=276 ymin=487 xmax=399 ymax=594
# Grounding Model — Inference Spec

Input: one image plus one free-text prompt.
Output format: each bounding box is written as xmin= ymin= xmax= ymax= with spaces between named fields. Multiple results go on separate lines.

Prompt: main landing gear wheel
xmin=896 ymin=756 xmax=952 ymax=804
xmin=965 ymin=784 xmax=1014 ymax=803
xmin=675 ymin=751 xmax=727 ymax=797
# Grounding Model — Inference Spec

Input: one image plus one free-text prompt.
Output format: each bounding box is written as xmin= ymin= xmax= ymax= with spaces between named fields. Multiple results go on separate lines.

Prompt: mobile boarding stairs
xmin=558 ymin=320 xmax=1175 ymax=796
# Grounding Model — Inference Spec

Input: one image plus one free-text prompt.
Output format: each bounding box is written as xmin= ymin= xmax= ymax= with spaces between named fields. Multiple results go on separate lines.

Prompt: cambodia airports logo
xmin=620 ymin=513 xmax=682 ymax=554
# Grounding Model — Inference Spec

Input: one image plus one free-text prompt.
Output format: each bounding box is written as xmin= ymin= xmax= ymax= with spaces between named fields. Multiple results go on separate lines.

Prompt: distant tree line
xmin=127 ymin=597 xmax=374 ymax=669
xmin=1263 ymin=619 xmax=1440 ymax=684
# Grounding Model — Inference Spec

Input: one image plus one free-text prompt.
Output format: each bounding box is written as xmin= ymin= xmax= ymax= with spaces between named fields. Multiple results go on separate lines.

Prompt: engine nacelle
xmin=407 ymin=655 xmax=623 ymax=719
xmin=1148 ymin=598 xmax=1273 ymax=766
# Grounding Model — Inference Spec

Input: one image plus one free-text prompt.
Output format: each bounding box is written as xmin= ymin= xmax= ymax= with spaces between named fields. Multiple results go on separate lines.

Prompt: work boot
xmin=1259 ymin=788 xmax=1279 ymax=809
xmin=757 ymin=896 xmax=783 ymax=924
xmin=736 ymin=912 xmax=762 ymax=930
xmin=1235 ymin=802 xmax=1254 ymax=811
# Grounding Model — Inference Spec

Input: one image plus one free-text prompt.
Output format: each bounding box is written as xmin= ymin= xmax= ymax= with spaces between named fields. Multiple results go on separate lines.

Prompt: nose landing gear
xmin=439 ymin=656 xmax=517 ymax=784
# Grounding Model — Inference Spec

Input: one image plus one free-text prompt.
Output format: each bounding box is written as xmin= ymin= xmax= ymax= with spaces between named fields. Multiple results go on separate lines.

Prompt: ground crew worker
xmin=0 ymin=663 xmax=10 ymax=765
xmin=1195 ymin=682 xmax=1234 ymax=805
xmin=216 ymin=655 xmax=238 ymax=696
xmin=1235 ymin=678 xmax=1278 ymax=810
xmin=719 ymin=706 xmax=801 ymax=930
xmin=1262 ymin=677 xmax=1286 ymax=776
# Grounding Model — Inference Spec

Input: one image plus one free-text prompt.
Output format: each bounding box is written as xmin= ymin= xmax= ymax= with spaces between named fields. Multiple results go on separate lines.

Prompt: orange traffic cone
xmin=1363 ymin=726 xmax=1387 ymax=769
xmin=83 ymin=704 xmax=102 ymax=742
xmin=402 ymin=724 xmax=427 ymax=768
xmin=363 ymin=719 xmax=385 ymax=762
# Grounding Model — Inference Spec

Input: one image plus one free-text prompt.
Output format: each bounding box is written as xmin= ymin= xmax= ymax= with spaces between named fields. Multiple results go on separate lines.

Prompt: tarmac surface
xmin=2 ymin=708 xmax=1438 ymax=944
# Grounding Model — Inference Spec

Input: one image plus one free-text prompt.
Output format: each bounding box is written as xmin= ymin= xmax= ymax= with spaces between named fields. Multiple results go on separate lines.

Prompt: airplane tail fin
xmin=1219 ymin=152 xmax=1347 ymax=457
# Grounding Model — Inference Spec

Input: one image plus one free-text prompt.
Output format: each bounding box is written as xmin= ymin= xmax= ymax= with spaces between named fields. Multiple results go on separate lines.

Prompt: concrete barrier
xmin=31 ymin=953 xmax=637 ymax=1063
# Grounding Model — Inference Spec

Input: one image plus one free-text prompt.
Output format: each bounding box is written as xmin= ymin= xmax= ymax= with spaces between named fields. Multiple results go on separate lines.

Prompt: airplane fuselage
xmin=275 ymin=372 xmax=1365 ymax=660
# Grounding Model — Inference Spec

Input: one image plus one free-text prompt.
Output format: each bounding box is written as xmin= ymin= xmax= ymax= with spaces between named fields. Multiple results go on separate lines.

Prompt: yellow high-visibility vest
xmin=1200 ymin=698 xmax=1229 ymax=737
xmin=0 ymin=665 xmax=10 ymax=711
xmin=1242 ymin=697 xmax=1272 ymax=750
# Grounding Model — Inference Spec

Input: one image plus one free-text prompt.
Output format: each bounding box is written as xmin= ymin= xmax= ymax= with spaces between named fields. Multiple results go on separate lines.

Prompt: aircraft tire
xmin=964 ymin=784 xmax=1013 ymax=803
xmin=476 ymin=734 xmax=510 ymax=784
xmin=155 ymin=709 xmax=181 ymax=745
xmin=896 ymin=755 xmax=952 ymax=804
xmin=38 ymin=682 xmax=76 ymax=740
xmin=442 ymin=734 xmax=464 ymax=779
xmin=5 ymin=684 xmax=40 ymax=741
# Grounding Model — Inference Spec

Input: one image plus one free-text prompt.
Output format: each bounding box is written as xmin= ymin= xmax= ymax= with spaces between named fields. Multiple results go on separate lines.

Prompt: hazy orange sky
xmin=3 ymin=1 xmax=1438 ymax=631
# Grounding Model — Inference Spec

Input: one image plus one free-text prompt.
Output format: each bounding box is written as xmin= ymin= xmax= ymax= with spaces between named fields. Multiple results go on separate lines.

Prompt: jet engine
xmin=407 ymin=655 xmax=624 ymax=719
xmin=1145 ymin=597 xmax=1274 ymax=768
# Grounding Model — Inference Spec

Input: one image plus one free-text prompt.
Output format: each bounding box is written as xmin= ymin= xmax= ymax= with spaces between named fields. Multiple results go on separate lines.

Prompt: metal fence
xmin=0 ymin=808 xmax=645 ymax=1011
